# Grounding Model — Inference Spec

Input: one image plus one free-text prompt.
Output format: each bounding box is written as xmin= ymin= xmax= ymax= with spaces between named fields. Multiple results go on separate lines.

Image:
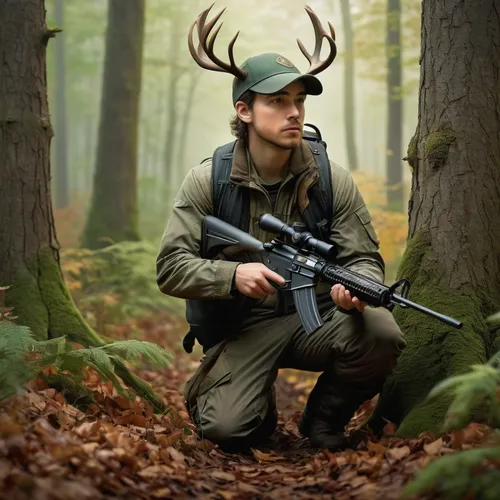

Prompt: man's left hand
xmin=331 ymin=284 xmax=368 ymax=313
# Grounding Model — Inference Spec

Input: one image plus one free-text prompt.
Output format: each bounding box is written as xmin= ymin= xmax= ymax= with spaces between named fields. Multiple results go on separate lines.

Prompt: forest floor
xmin=0 ymin=311 xmax=494 ymax=500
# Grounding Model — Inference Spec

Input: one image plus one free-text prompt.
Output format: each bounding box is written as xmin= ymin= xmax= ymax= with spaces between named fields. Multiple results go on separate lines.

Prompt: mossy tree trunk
xmin=372 ymin=0 xmax=500 ymax=436
xmin=0 ymin=0 xmax=165 ymax=413
xmin=82 ymin=0 xmax=145 ymax=249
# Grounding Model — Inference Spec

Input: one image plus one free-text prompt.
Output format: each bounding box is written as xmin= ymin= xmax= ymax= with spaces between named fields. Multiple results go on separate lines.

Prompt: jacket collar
xmin=229 ymin=139 xmax=318 ymax=185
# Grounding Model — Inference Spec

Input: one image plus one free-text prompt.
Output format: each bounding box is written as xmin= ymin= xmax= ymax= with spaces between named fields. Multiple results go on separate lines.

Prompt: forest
xmin=0 ymin=0 xmax=499 ymax=498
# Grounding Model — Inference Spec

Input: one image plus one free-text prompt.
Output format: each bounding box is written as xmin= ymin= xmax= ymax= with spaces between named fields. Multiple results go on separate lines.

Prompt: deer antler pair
xmin=188 ymin=3 xmax=337 ymax=80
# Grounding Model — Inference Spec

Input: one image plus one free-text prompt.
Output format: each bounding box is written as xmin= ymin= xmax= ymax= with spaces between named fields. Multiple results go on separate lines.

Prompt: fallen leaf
xmin=210 ymin=471 xmax=236 ymax=481
xmin=424 ymin=437 xmax=443 ymax=456
xmin=251 ymin=448 xmax=286 ymax=463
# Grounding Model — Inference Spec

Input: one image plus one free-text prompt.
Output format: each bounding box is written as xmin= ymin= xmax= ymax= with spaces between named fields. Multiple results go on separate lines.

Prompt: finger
xmin=263 ymin=268 xmax=286 ymax=287
xmin=258 ymin=276 xmax=279 ymax=295
xmin=331 ymin=284 xmax=340 ymax=304
xmin=338 ymin=286 xmax=351 ymax=309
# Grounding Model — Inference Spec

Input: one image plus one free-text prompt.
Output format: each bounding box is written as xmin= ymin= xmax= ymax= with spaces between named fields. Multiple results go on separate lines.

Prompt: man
xmin=156 ymin=5 xmax=405 ymax=453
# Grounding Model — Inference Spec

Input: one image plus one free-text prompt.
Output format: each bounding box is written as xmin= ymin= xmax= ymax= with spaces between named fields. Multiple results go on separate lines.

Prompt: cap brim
xmin=249 ymin=73 xmax=323 ymax=96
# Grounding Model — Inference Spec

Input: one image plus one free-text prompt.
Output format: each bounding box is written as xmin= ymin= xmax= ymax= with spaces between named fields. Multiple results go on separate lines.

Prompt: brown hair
xmin=229 ymin=90 xmax=255 ymax=141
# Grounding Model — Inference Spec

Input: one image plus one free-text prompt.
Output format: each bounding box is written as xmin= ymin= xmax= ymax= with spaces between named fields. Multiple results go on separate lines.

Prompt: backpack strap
xmin=212 ymin=140 xmax=250 ymax=231
xmin=302 ymin=140 xmax=334 ymax=241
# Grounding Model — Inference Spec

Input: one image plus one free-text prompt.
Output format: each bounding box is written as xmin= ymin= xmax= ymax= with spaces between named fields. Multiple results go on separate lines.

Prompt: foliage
xmin=426 ymin=350 xmax=500 ymax=431
xmin=0 ymin=317 xmax=173 ymax=405
xmin=61 ymin=240 xmax=183 ymax=338
xmin=404 ymin=442 xmax=500 ymax=499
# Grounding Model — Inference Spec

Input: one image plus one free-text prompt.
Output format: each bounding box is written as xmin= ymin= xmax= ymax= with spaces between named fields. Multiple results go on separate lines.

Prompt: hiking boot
xmin=298 ymin=413 xmax=350 ymax=451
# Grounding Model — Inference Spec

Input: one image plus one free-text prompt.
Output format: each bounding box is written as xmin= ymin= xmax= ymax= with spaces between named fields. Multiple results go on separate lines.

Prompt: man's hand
xmin=331 ymin=284 xmax=368 ymax=313
xmin=234 ymin=263 xmax=286 ymax=299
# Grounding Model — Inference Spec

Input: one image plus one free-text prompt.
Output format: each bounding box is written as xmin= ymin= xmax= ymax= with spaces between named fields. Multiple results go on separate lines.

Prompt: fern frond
xmin=103 ymin=340 xmax=173 ymax=368
xmin=426 ymin=351 xmax=500 ymax=430
xmin=404 ymin=445 xmax=500 ymax=500
xmin=63 ymin=347 xmax=128 ymax=397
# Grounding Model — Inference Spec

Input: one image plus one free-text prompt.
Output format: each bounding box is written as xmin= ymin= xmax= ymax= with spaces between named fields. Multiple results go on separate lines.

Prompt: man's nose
xmin=287 ymin=104 xmax=300 ymax=119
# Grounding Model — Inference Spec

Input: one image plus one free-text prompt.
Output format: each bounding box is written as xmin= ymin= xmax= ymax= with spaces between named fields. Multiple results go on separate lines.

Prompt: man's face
xmin=237 ymin=80 xmax=307 ymax=150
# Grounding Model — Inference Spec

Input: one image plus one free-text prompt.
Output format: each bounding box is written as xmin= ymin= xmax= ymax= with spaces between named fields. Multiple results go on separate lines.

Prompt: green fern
xmin=0 ymin=320 xmax=173 ymax=406
xmin=404 ymin=444 xmax=500 ymax=499
xmin=426 ymin=350 xmax=500 ymax=430
xmin=0 ymin=321 xmax=38 ymax=400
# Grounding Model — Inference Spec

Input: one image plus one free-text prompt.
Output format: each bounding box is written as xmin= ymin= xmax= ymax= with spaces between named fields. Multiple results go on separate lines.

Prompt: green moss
xmin=37 ymin=248 xmax=103 ymax=347
xmin=372 ymin=231 xmax=488 ymax=437
xmin=7 ymin=262 xmax=49 ymax=341
xmin=424 ymin=129 xmax=455 ymax=169
xmin=406 ymin=134 xmax=418 ymax=171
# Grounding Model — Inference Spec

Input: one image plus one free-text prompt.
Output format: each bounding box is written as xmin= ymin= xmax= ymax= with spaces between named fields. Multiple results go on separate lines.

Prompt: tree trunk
xmin=82 ymin=0 xmax=145 ymax=249
xmin=372 ymin=0 xmax=500 ymax=436
xmin=0 ymin=0 xmax=165 ymax=413
xmin=177 ymin=72 xmax=201 ymax=173
xmin=340 ymin=0 xmax=359 ymax=172
xmin=164 ymin=17 xmax=182 ymax=188
xmin=53 ymin=0 xmax=69 ymax=209
xmin=386 ymin=0 xmax=403 ymax=211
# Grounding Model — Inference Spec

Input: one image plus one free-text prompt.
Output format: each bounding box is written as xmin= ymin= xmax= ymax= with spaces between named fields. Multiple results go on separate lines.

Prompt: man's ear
xmin=235 ymin=101 xmax=252 ymax=124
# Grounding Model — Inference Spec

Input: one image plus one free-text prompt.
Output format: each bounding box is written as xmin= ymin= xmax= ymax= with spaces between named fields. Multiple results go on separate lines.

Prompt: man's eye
xmin=297 ymin=97 xmax=306 ymax=104
xmin=272 ymin=97 xmax=283 ymax=103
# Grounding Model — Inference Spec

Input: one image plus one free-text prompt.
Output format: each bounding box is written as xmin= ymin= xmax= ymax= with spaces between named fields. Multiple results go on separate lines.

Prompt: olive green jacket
xmin=156 ymin=139 xmax=385 ymax=304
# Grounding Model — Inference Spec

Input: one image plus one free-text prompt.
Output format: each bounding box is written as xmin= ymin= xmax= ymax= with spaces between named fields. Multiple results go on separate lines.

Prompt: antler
xmin=297 ymin=5 xmax=337 ymax=75
xmin=188 ymin=3 xmax=248 ymax=80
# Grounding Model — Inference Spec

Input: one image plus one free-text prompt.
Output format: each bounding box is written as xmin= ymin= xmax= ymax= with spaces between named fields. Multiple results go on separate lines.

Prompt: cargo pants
xmin=184 ymin=300 xmax=406 ymax=452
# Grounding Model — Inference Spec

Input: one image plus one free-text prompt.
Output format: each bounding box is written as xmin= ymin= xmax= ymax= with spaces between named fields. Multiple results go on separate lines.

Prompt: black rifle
xmin=202 ymin=213 xmax=463 ymax=334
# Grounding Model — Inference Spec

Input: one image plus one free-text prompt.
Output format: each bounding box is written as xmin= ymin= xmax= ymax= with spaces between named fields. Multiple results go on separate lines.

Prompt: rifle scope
xmin=259 ymin=214 xmax=336 ymax=259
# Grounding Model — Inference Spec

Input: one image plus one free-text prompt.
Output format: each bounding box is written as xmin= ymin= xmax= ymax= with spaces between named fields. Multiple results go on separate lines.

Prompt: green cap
xmin=232 ymin=53 xmax=323 ymax=105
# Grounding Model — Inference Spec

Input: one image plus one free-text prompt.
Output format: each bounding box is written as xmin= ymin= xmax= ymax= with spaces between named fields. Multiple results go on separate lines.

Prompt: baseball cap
xmin=232 ymin=53 xmax=323 ymax=105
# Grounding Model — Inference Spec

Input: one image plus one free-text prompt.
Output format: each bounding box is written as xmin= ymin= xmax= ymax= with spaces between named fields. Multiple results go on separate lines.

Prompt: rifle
xmin=202 ymin=213 xmax=463 ymax=334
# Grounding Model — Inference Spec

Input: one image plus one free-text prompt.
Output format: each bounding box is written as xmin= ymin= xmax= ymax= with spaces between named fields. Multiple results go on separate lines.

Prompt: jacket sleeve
xmin=328 ymin=162 xmax=386 ymax=284
xmin=156 ymin=162 xmax=239 ymax=299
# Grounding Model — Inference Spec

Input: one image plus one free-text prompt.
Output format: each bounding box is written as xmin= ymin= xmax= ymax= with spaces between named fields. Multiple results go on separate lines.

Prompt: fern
xmin=404 ymin=444 xmax=500 ymax=500
xmin=103 ymin=340 xmax=173 ymax=367
xmin=0 ymin=320 xmax=173 ymax=406
xmin=0 ymin=321 xmax=38 ymax=400
xmin=426 ymin=350 xmax=500 ymax=430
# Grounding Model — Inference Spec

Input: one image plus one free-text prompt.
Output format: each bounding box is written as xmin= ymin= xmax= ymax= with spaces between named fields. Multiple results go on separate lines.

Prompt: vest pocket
xmin=355 ymin=206 xmax=380 ymax=246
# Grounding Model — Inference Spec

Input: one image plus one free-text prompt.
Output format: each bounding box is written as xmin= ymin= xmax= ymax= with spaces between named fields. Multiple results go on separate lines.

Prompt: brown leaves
xmin=0 ymin=310 xmax=496 ymax=500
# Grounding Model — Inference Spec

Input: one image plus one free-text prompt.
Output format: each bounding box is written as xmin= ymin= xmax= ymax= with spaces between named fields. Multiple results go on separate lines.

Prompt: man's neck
xmin=247 ymin=135 xmax=292 ymax=183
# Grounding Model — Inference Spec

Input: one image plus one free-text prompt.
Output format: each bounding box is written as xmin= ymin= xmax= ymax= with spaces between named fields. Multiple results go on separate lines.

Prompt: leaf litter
xmin=0 ymin=313 xmax=496 ymax=500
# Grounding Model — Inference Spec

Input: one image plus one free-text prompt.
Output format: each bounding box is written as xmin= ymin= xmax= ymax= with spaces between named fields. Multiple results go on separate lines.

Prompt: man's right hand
xmin=234 ymin=263 xmax=286 ymax=299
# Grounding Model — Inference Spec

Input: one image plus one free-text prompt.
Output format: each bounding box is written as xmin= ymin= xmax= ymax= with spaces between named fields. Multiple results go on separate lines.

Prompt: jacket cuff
xmin=215 ymin=261 xmax=240 ymax=298
xmin=336 ymin=305 xmax=362 ymax=316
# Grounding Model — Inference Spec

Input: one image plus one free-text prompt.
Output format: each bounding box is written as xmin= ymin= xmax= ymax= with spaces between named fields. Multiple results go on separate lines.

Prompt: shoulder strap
xmin=302 ymin=140 xmax=334 ymax=241
xmin=211 ymin=141 xmax=250 ymax=232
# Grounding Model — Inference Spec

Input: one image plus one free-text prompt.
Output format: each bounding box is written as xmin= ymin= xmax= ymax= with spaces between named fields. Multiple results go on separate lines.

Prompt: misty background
xmin=45 ymin=0 xmax=420 ymax=275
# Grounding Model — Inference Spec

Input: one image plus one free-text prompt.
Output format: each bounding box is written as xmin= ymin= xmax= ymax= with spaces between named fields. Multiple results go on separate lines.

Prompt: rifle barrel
xmin=392 ymin=294 xmax=463 ymax=329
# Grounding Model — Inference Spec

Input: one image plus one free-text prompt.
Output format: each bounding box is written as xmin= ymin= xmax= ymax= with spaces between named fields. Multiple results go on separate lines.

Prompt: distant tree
xmin=53 ymin=0 xmax=69 ymax=209
xmin=339 ymin=0 xmax=359 ymax=171
xmin=371 ymin=0 xmax=500 ymax=436
xmin=386 ymin=0 xmax=403 ymax=211
xmin=0 ymin=0 xmax=165 ymax=411
xmin=82 ymin=0 xmax=145 ymax=249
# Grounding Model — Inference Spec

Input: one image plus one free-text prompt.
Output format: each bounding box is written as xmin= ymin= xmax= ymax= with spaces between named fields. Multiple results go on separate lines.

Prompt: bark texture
xmin=0 ymin=0 xmax=165 ymax=413
xmin=373 ymin=0 xmax=500 ymax=436
xmin=82 ymin=0 xmax=145 ymax=249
